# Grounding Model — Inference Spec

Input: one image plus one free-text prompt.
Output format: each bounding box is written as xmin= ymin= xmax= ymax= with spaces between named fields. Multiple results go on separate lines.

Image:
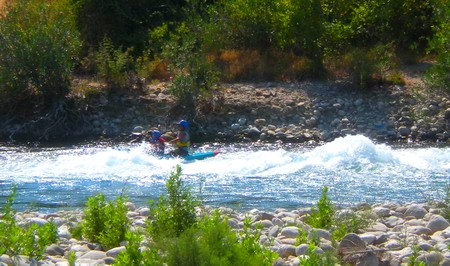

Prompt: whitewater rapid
xmin=1 ymin=135 xmax=449 ymax=211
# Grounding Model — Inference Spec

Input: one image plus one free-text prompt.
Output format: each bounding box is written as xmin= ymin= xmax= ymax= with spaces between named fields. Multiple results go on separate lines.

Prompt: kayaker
xmin=148 ymin=130 xmax=165 ymax=155
xmin=169 ymin=120 xmax=190 ymax=156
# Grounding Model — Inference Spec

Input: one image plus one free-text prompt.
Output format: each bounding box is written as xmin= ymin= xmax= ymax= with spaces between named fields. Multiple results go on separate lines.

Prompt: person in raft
xmin=148 ymin=130 xmax=166 ymax=155
xmin=169 ymin=120 xmax=190 ymax=156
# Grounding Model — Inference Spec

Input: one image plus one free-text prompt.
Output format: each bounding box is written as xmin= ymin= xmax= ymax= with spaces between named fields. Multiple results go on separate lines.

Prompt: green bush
xmin=425 ymin=0 xmax=450 ymax=92
xmin=348 ymin=44 xmax=399 ymax=89
xmin=148 ymin=165 xmax=198 ymax=239
xmin=81 ymin=194 xmax=130 ymax=249
xmin=114 ymin=231 xmax=158 ymax=266
xmin=158 ymin=212 xmax=277 ymax=266
xmin=0 ymin=0 xmax=81 ymax=111
xmin=0 ymin=187 xmax=57 ymax=260
xmin=305 ymin=186 xmax=375 ymax=241
xmin=162 ymin=24 xmax=219 ymax=109
xmin=299 ymin=244 xmax=337 ymax=266
xmin=95 ymin=38 xmax=136 ymax=91
xmin=274 ymin=0 xmax=326 ymax=75
xmin=331 ymin=206 xmax=375 ymax=240
xmin=307 ymin=186 xmax=334 ymax=229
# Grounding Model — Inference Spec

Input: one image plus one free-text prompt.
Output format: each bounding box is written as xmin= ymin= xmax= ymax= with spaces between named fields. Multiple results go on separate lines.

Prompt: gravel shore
xmin=2 ymin=201 xmax=450 ymax=266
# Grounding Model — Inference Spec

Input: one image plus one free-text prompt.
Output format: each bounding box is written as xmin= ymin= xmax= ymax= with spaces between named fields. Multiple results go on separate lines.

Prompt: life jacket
xmin=176 ymin=131 xmax=190 ymax=147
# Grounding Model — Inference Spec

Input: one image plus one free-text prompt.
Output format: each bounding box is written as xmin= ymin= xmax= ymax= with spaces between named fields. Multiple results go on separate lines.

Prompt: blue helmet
xmin=151 ymin=130 xmax=161 ymax=140
xmin=177 ymin=120 xmax=189 ymax=129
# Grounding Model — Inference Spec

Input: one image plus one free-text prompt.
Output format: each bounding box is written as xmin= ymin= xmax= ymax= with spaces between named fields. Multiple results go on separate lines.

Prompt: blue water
xmin=0 ymin=135 xmax=449 ymax=212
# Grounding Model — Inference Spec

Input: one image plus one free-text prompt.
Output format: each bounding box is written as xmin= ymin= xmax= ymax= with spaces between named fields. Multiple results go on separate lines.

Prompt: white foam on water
xmin=0 ymin=135 xmax=448 ymax=183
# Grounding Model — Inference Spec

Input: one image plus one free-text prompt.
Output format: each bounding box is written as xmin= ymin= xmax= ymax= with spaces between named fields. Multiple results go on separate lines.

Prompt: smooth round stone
xmin=295 ymin=244 xmax=309 ymax=256
xmin=280 ymin=226 xmax=299 ymax=238
xmin=427 ymin=215 xmax=450 ymax=233
xmin=79 ymin=250 xmax=107 ymax=260
xmin=277 ymin=244 xmax=296 ymax=258
xmin=373 ymin=207 xmax=391 ymax=218
xmin=106 ymin=247 xmax=126 ymax=258
xmin=404 ymin=204 xmax=428 ymax=219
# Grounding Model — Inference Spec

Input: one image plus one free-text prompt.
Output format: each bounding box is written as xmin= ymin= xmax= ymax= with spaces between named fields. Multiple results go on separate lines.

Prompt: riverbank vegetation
xmin=0 ymin=0 xmax=448 ymax=140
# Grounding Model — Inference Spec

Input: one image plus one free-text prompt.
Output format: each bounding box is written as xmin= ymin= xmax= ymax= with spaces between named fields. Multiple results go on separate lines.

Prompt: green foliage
xmin=348 ymin=0 xmax=435 ymax=51
xmin=0 ymin=0 xmax=81 ymax=111
xmin=307 ymin=186 xmax=334 ymax=229
xmin=425 ymin=0 xmax=450 ymax=92
xmin=163 ymin=23 xmax=219 ymax=109
xmin=82 ymin=194 xmax=107 ymax=243
xmin=305 ymin=187 xmax=374 ymax=241
xmin=408 ymin=245 xmax=426 ymax=266
xmin=439 ymin=185 xmax=450 ymax=221
xmin=0 ymin=187 xmax=57 ymax=260
xmin=348 ymin=44 xmax=399 ymax=89
xmin=22 ymin=223 xmax=58 ymax=260
xmin=81 ymin=194 xmax=130 ymax=249
xmin=95 ymin=38 xmax=136 ymax=91
xmin=274 ymin=0 xmax=326 ymax=74
xmin=299 ymin=244 xmax=337 ymax=266
xmin=68 ymin=251 xmax=76 ymax=266
xmin=239 ymin=216 xmax=277 ymax=264
xmin=114 ymin=231 xmax=158 ymax=266
xmin=145 ymin=167 xmax=276 ymax=265
xmin=209 ymin=0 xmax=277 ymax=50
xmin=148 ymin=165 xmax=198 ymax=238
xmin=295 ymin=228 xmax=309 ymax=245
xmin=156 ymin=211 xmax=277 ymax=266
xmin=331 ymin=207 xmax=375 ymax=240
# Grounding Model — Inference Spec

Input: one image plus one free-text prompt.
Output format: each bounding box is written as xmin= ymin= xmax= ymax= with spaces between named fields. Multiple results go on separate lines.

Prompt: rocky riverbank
xmin=1 ymin=65 xmax=449 ymax=144
xmin=2 ymin=202 xmax=450 ymax=266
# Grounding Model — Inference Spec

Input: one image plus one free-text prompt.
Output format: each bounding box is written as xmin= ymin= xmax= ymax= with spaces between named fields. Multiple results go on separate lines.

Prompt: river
xmin=1 ymin=135 xmax=449 ymax=212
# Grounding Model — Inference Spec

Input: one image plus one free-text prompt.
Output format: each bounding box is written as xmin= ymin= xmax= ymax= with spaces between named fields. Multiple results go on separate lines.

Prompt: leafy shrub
xmin=273 ymin=0 xmax=326 ymax=75
xmin=347 ymin=44 xmax=399 ymax=89
xmin=0 ymin=0 xmax=81 ymax=111
xmin=81 ymin=194 xmax=130 ymax=249
xmin=348 ymin=0 xmax=435 ymax=52
xmin=332 ymin=207 xmax=375 ymax=240
xmin=425 ymin=0 xmax=449 ymax=92
xmin=299 ymin=244 xmax=337 ymax=266
xmin=306 ymin=186 xmax=375 ymax=241
xmin=0 ymin=187 xmax=57 ymax=260
xmin=162 ymin=24 xmax=219 ymax=110
xmin=159 ymin=212 xmax=277 ymax=266
xmin=148 ymin=165 xmax=198 ymax=238
xmin=307 ymin=186 xmax=334 ymax=229
xmin=95 ymin=38 xmax=136 ymax=91
xmin=114 ymin=231 xmax=158 ymax=266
